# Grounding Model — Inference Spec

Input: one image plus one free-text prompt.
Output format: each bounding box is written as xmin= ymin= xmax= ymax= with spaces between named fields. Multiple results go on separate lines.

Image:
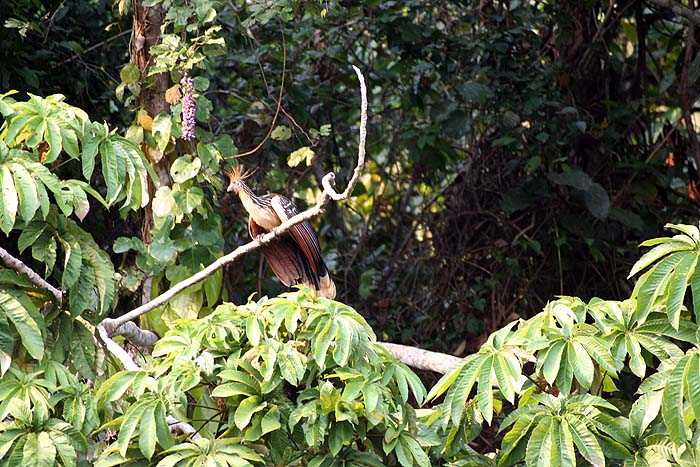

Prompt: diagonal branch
xmin=647 ymin=0 xmax=700 ymax=25
xmin=377 ymin=342 xmax=462 ymax=374
xmin=0 ymin=246 xmax=63 ymax=304
xmin=101 ymin=66 xmax=368 ymax=336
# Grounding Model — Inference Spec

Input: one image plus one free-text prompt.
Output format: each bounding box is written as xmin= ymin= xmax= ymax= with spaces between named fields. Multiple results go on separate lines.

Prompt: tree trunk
xmin=131 ymin=0 xmax=171 ymax=306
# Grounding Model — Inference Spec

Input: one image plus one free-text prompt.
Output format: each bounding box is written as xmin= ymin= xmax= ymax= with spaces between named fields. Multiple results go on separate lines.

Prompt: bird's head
xmin=226 ymin=166 xmax=255 ymax=194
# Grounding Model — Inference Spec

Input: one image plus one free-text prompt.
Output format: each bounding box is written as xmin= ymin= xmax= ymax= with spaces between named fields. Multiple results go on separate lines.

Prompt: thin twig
xmin=0 ymin=246 xmax=62 ymax=303
xmin=58 ymin=29 xmax=133 ymax=65
xmin=225 ymin=21 xmax=286 ymax=159
xmin=102 ymin=66 xmax=368 ymax=334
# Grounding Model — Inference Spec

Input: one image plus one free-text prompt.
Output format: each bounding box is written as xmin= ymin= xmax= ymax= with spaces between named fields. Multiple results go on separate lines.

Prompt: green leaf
xmin=9 ymin=162 xmax=39 ymax=222
xmin=58 ymin=235 xmax=82 ymax=290
xmin=567 ymin=416 xmax=604 ymax=467
xmin=43 ymin=119 xmax=63 ymax=163
xmin=81 ymin=125 xmax=101 ymax=179
xmin=117 ymin=401 xmax=148 ymax=457
xmin=0 ymin=164 xmax=18 ymax=234
xmin=687 ymin=354 xmax=700 ymax=425
xmin=400 ymin=434 xmax=430 ymax=467
xmin=288 ymin=146 xmax=315 ymax=167
xmin=662 ymin=353 xmax=691 ymax=443
xmin=17 ymin=222 xmax=46 ymax=253
xmin=492 ymin=136 xmax=516 ymax=147
xmin=525 ymin=417 xmax=553 ymax=467
xmin=152 ymin=113 xmax=172 ymax=151
xmin=629 ymin=240 xmax=694 ymax=278
xmin=139 ymin=405 xmax=157 ymax=459
xmin=47 ymin=431 xmax=76 ymax=467
xmin=170 ymin=155 xmax=201 ymax=183
xmin=477 ymin=354 xmax=494 ymax=424
xmin=120 ymin=64 xmax=141 ymax=84
xmin=665 ymin=254 xmax=697 ymax=329
xmin=540 ymin=340 xmax=565 ymax=385
xmin=99 ymin=138 xmax=121 ymax=204
xmin=556 ymin=420 xmax=576 ymax=467
xmin=97 ymin=370 xmax=149 ymax=402
xmin=0 ymin=290 xmax=44 ymax=360
xmin=394 ymin=435 xmax=412 ymax=467
xmin=583 ymin=182 xmax=609 ymax=219
xmin=234 ymin=395 xmax=266 ymax=430
xmin=271 ymin=125 xmax=292 ymax=141
xmin=569 ymin=341 xmax=594 ymax=389
xmin=23 ymin=431 xmax=57 ymax=467
xmin=60 ymin=128 xmax=80 ymax=158
xmin=70 ymin=319 xmax=96 ymax=379
xmin=635 ymin=251 xmax=689 ymax=322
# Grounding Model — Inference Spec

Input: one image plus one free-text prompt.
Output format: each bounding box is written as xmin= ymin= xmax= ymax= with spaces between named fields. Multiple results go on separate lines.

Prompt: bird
xmin=226 ymin=166 xmax=336 ymax=299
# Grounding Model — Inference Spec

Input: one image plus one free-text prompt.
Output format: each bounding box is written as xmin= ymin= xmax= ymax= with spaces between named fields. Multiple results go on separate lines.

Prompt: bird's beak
xmin=226 ymin=182 xmax=234 ymax=193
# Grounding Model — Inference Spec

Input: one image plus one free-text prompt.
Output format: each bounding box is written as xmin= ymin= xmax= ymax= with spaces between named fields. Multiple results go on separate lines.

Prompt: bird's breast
xmin=240 ymin=194 xmax=280 ymax=231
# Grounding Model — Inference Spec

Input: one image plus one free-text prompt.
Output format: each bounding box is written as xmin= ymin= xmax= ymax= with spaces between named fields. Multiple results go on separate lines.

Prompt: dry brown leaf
xmin=165 ymin=85 xmax=182 ymax=105
xmin=137 ymin=109 xmax=153 ymax=131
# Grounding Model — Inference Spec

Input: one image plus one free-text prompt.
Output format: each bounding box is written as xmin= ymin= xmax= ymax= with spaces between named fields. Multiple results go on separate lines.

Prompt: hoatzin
xmin=226 ymin=166 xmax=336 ymax=299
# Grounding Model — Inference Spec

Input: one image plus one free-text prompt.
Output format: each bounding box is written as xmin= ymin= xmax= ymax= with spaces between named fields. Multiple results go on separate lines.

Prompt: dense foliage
xmin=4 ymin=0 xmax=700 ymax=466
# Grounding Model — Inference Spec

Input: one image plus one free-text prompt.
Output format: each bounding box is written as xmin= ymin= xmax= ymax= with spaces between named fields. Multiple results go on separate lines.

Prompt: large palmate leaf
xmin=629 ymin=223 xmax=700 ymax=328
xmin=498 ymin=393 xmax=631 ymax=467
xmin=156 ymin=437 xmax=264 ymax=467
xmin=0 ymin=93 xmax=155 ymax=229
xmin=586 ymin=298 xmax=693 ymax=378
xmin=22 ymin=214 xmax=116 ymax=317
xmin=526 ymin=299 xmax=618 ymax=395
xmin=426 ymin=321 xmax=527 ymax=425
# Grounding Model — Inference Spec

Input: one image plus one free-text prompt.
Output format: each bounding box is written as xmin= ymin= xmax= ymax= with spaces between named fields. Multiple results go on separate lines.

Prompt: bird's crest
xmin=226 ymin=165 xmax=257 ymax=183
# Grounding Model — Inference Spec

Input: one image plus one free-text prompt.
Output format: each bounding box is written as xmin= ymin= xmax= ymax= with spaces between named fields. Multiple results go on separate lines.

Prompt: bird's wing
xmin=270 ymin=195 xmax=323 ymax=274
xmin=250 ymin=218 xmax=319 ymax=289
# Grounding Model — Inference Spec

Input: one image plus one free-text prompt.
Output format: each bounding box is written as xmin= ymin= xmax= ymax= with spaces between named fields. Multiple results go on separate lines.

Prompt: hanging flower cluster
xmin=180 ymin=73 xmax=196 ymax=141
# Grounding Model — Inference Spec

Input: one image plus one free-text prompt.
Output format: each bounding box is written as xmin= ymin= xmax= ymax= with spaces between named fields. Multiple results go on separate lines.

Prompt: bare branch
xmin=377 ymin=342 xmax=462 ymax=374
xmin=0 ymin=246 xmax=63 ymax=303
xmin=647 ymin=0 xmax=700 ymax=25
xmin=102 ymin=66 xmax=368 ymax=335
xmin=96 ymin=323 xmax=142 ymax=371
xmin=106 ymin=321 xmax=159 ymax=348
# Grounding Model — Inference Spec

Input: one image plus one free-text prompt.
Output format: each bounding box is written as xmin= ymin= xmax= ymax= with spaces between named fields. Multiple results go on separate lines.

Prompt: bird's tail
xmin=318 ymin=272 xmax=336 ymax=299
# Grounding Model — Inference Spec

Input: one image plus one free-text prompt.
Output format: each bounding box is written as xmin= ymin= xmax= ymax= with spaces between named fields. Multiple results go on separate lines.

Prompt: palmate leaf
xmin=156 ymin=438 xmax=263 ymax=467
xmin=533 ymin=323 xmax=617 ymax=395
xmin=115 ymin=396 xmax=171 ymax=460
xmin=428 ymin=321 xmax=524 ymax=426
xmin=303 ymin=298 xmax=375 ymax=370
xmin=629 ymin=224 xmax=700 ymax=328
xmin=499 ymin=394 xmax=613 ymax=467
xmin=592 ymin=298 xmax=689 ymax=377
xmin=28 ymin=216 xmax=116 ymax=316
